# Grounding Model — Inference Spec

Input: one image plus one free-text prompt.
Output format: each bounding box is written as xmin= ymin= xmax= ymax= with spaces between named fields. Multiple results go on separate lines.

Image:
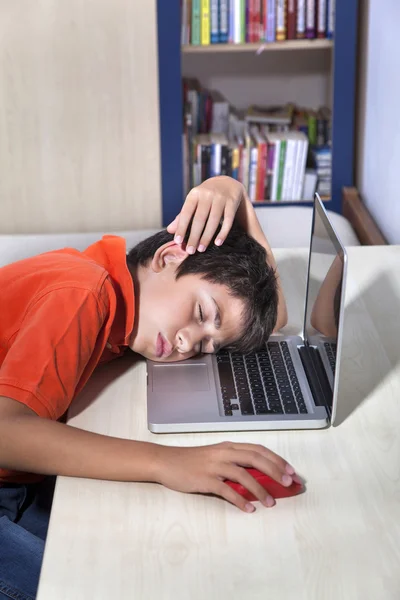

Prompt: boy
xmin=0 ymin=177 xmax=298 ymax=600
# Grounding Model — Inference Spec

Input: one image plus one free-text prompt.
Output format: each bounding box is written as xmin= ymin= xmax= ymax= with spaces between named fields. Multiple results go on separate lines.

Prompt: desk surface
xmin=37 ymin=246 xmax=400 ymax=600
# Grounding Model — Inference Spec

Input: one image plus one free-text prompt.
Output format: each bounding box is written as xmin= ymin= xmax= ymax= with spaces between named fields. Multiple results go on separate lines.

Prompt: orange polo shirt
xmin=0 ymin=235 xmax=135 ymax=483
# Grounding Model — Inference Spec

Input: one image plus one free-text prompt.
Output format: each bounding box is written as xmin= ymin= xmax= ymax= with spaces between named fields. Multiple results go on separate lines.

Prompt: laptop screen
xmin=302 ymin=196 xmax=345 ymax=404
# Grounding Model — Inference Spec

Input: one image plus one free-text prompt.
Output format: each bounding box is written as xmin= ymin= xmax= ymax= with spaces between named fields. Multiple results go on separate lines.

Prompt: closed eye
xmin=198 ymin=304 xmax=204 ymax=323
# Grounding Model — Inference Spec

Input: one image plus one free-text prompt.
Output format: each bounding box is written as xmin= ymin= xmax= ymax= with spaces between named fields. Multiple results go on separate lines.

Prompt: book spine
xmin=187 ymin=0 xmax=193 ymax=44
xmin=256 ymin=141 xmax=267 ymax=201
xmin=316 ymin=113 xmax=325 ymax=146
xmin=219 ymin=0 xmax=229 ymax=43
xmin=276 ymin=140 xmax=287 ymax=201
xmin=181 ymin=0 xmax=188 ymax=46
xmin=305 ymin=0 xmax=315 ymax=39
xmin=240 ymin=0 xmax=246 ymax=42
xmin=326 ymin=0 xmax=335 ymax=39
xmin=232 ymin=145 xmax=240 ymax=179
xmin=233 ymin=0 xmax=242 ymax=42
xmin=192 ymin=0 xmax=202 ymax=44
xmin=210 ymin=142 xmax=222 ymax=176
xmin=211 ymin=0 xmax=219 ymax=43
xmin=265 ymin=142 xmax=275 ymax=200
xmin=276 ymin=0 xmax=287 ymax=42
xmin=243 ymin=125 xmax=251 ymax=192
xmin=271 ymin=140 xmax=281 ymax=201
xmin=229 ymin=0 xmax=234 ymax=43
xmin=247 ymin=0 xmax=255 ymax=42
xmin=287 ymin=0 xmax=297 ymax=40
xmin=266 ymin=0 xmax=276 ymax=42
xmin=296 ymin=0 xmax=306 ymax=38
xmin=298 ymin=139 xmax=309 ymax=199
xmin=221 ymin=144 xmax=229 ymax=175
xmin=249 ymin=146 xmax=258 ymax=202
xmin=308 ymin=112 xmax=317 ymax=145
xmin=317 ymin=0 xmax=327 ymax=38
xmin=201 ymin=0 xmax=211 ymax=44
xmin=282 ymin=139 xmax=294 ymax=201
xmin=253 ymin=0 xmax=261 ymax=42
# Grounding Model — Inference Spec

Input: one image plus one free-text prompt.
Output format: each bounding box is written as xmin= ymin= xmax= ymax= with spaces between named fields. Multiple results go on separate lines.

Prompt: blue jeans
xmin=0 ymin=476 xmax=56 ymax=600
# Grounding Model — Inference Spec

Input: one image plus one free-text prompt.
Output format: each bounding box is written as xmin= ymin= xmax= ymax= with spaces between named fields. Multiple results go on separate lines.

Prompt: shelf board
xmin=251 ymin=198 xmax=331 ymax=207
xmin=182 ymin=40 xmax=333 ymax=54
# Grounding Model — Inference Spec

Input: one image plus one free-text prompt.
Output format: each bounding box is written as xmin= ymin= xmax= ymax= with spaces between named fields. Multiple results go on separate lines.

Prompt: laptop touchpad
xmin=152 ymin=364 xmax=210 ymax=392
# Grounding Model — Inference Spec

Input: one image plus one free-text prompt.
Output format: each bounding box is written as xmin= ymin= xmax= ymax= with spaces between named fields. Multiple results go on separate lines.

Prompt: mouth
xmin=156 ymin=333 xmax=173 ymax=359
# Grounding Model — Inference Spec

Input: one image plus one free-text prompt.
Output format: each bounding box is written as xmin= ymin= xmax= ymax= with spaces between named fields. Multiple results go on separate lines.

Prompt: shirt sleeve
xmin=0 ymin=286 xmax=110 ymax=420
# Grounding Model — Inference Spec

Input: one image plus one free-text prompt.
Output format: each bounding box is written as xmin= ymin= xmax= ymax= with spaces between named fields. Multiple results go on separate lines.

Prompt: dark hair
xmin=126 ymin=222 xmax=278 ymax=353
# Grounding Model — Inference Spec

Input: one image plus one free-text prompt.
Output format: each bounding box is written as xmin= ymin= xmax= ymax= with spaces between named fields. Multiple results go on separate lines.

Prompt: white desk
xmin=37 ymin=246 xmax=400 ymax=600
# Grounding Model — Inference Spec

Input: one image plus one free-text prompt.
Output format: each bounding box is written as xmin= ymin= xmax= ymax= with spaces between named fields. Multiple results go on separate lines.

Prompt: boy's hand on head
xmin=152 ymin=441 xmax=298 ymax=513
xmin=167 ymin=176 xmax=246 ymax=255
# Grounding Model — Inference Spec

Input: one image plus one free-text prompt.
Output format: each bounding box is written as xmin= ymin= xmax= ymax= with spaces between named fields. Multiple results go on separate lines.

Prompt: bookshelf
xmin=182 ymin=39 xmax=333 ymax=53
xmin=157 ymin=0 xmax=359 ymax=226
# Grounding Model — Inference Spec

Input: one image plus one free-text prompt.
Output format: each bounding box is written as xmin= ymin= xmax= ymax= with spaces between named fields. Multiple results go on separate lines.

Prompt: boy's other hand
xmin=152 ymin=441 xmax=298 ymax=512
xmin=167 ymin=176 xmax=245 ymax=255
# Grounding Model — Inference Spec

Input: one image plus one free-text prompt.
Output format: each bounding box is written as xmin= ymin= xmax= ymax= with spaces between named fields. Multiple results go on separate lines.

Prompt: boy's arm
xmin=0 ymin=395 xmax=297 ymax=512
xmin=235 ymin=190 xmax=288 ymax=332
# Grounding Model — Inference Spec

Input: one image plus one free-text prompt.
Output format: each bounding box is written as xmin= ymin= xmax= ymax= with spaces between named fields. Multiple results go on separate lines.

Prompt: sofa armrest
xmin=342 ymin=187 xmax=387 ymax=245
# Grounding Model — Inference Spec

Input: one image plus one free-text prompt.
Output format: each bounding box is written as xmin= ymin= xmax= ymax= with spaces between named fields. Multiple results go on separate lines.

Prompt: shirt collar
xmin=83 ymin=235 xmax=134 ymax=346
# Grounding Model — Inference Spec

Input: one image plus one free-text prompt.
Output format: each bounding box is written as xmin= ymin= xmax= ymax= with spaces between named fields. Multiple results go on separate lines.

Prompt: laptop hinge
xmin=298 ymin=345 xmax=332 ymax=417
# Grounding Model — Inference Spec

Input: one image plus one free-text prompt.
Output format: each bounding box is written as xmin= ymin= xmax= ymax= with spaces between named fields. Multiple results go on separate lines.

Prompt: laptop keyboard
xmin=217 ymin=341 xmax=307 ymax=417
xmin=323 ymin=342 xmax=337 ymax=374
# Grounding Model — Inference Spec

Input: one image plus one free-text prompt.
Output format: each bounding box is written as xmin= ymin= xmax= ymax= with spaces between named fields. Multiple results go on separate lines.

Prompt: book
xmin=220 ymin=0 xmax=229 ymax=43
xmin=317 ymin=0 xmax=327 ymax=38
xmin=210 ymin=133 xmax=228 ymax=176
xmin=276 ymin=0 xmax=287 ymax=41
xmin=250 ymin=126 xmax=268 ymax=201
xmin=296 ymin=0 xmax=306 ymax=38
xmin=211 ymin=0 xmax=219 ymax=43
xmin=253 ymin=0 xmax=261 ymax=42
xmin=201 ymin=0 xmax=211 ymax=44
xmin=326 ymin=0 xmax=335 ymax=39
xmin=191 ymin=0 xmax=201 ymax=44
xmin=281 ymin=134 xmax=297 ymax=200
xmin=232 ymin=0 xmax=242 ymax=43
xmin=276 ymin=136 xmax=287 ymax=201
xmin=210 ymin=90 xmax=230 ymax=133
xmin=287 ymin=0 xmax=297 ymax=40
xmin=291 ymin=131 xmax=309 ymax=200
xmin=246 ymin=104 xmax=293 ymax=125
xmin=248 ymin=138 xmax=258 ymax=201
xmin=181 ymin=0 xmax=189 ymax=45
xmin=305 ymin=0 xmax=315 ymax=39
xmin=303 ymin=168 xmax=318 ymax=200
xmin=265 ymin=0 xmax=276 ymax=42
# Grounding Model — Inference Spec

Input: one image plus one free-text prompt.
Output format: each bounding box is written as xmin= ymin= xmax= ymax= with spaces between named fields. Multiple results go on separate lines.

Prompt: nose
xmin=176 ymin=326 xmax=202 ymax=355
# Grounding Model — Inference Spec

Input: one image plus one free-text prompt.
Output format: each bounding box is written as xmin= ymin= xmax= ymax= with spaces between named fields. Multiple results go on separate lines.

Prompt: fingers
xmin=171 ymin=189 xmax=201 ymax=245
xmin=185 ymin=202 xmax=214 ymax=253
xmin=166 ymin=215 xmax=179 ymax=234
xmin=212 ymin=480 xmax=257 ymax=513
xmin=210 ymin=204 xmax=236 ymax=247
xmin=223 ymin=465 xmax=276 ymax=508
xmin=195 ymin=202 xmax=225 ymax=251
xmin=230 ymin=443 xmax=295 ymax=479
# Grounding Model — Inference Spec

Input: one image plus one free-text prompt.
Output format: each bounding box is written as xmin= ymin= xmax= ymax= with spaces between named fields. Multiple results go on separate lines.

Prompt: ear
xmin=150 ymin=241 xmax=189 ymax=273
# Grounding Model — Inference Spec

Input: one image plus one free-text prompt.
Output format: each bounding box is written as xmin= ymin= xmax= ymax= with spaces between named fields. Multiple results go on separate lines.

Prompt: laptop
xmin=147 ymin=194 xmax=348 ymax=433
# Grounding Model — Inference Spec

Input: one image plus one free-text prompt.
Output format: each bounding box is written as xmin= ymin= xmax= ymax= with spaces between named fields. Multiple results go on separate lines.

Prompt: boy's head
xmin=126 ymin=222 xmax=278 ymax=362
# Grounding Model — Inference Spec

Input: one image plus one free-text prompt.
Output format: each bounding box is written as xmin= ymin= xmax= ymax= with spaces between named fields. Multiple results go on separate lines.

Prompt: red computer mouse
xmin=225 ymin=468 xmax=304 ymax=502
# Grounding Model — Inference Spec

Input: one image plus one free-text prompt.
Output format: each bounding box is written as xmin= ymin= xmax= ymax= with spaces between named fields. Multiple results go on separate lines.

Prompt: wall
xmin=356 ymin=0 xmax=400 ymax=244
xmin=0 ymin=0 xmax=162 ymax=234
xmin=182 ymin=48 xmax=332 ymax=111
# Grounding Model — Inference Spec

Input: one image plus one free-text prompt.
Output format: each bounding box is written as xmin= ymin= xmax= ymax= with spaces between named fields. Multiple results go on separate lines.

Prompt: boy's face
xmin=129 ymin=242 xmax=245 ymax=362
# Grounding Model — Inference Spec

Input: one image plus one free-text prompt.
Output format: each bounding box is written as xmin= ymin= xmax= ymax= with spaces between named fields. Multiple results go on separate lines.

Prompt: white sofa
xmin=0 ymin=206 xmax=360 ymax=268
